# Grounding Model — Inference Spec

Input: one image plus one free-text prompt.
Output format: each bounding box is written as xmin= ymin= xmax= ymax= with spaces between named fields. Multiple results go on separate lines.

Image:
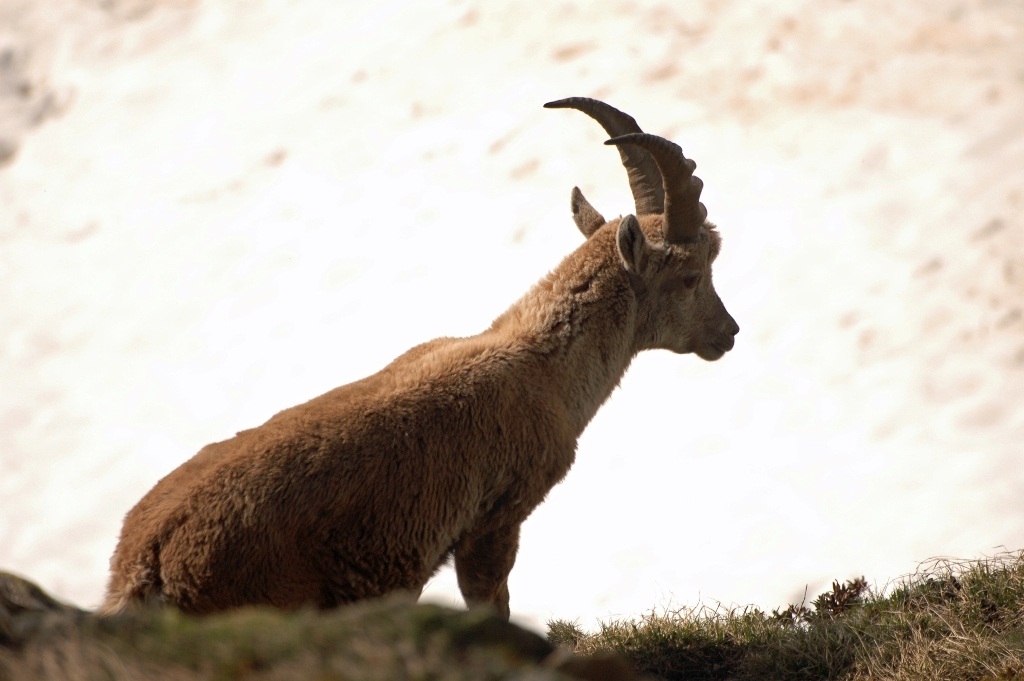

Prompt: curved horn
xmin=605 ymin=133 xmax=706 ymax=244
xmin=544 ymin=97 xmax=665 ymax=216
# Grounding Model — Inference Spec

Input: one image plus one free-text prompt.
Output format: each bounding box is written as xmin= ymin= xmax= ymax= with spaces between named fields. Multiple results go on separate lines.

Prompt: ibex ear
xmin=616 ymin=214 xmax=650 ymax=278
xmin=570 ymin=187 xmax=606 ymax=238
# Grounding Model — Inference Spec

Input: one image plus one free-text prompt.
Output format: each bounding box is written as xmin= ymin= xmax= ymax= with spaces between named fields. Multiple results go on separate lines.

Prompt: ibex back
xmin=102 ymin=98 xmax=739 ymax=619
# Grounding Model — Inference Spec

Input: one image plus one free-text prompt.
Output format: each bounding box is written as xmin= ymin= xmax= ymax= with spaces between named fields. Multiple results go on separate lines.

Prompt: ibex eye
xmin=682 ymin=275 xmax=700 ymax=289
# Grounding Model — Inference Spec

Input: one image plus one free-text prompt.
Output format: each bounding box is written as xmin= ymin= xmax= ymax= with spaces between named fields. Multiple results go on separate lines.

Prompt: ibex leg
xmin=454 ymin=523 xmax=520 ymax=619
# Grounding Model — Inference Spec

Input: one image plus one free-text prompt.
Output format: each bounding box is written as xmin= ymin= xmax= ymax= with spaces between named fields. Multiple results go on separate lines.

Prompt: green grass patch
xmin=547 ymin=552 xmax=1024 ymax=681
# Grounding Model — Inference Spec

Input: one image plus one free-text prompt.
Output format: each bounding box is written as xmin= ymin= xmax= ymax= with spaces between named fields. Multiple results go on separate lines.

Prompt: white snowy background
xmin=1 ymin=0 xmax=1023 ymax=633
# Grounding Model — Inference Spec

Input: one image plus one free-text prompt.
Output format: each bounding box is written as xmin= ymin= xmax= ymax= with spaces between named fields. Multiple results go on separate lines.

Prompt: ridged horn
xmin=544 ymin=97 xmax=665 ymax=217
xmin=605 ymin=133 xmax=706 ymax=244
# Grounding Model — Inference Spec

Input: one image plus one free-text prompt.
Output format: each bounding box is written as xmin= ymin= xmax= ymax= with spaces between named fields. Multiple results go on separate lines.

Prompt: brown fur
xmin=102 ymin=134 xmax=739 ymax=621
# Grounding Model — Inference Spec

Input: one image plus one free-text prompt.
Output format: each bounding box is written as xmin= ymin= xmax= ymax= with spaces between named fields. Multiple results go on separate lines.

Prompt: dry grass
xmin=548 ymin=552 xmax=1024 ymax=681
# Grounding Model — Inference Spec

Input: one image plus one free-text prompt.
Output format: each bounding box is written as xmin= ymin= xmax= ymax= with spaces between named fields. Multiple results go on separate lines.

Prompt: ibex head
xmin=545 ymin=97 xmax=739 ymax=361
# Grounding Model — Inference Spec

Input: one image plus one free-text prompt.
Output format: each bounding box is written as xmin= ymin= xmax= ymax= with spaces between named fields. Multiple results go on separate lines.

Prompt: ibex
xmin=102 ymin=98 xmax=739 ymax=619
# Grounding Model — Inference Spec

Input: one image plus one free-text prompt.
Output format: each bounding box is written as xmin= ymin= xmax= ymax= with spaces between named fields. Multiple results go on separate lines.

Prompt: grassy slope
xmin=549 ymin=552 xmax=1024 ymax=681
xmin=5 ymin=552 xmax=1024 ymax=680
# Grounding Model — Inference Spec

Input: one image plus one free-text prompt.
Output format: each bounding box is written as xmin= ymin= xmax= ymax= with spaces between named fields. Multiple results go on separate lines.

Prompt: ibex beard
xmin=102 ymin=98 xmax=739 ymax=619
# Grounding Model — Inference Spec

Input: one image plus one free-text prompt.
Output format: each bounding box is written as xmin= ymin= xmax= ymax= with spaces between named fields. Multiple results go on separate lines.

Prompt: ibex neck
xmin=489 ymin=233 xmax=638 ymax=437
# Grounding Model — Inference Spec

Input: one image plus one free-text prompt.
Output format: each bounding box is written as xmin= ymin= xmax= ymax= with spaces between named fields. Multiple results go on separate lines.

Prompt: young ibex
xmin=102 ymin=98 xmax=739 ymax=619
